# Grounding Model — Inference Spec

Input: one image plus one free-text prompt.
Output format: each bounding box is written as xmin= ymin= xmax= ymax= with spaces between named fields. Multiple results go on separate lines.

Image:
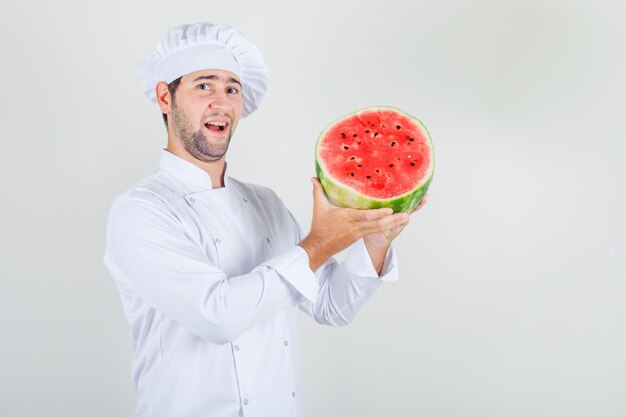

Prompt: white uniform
xmin=104 ymin=150 xmax=398 ymax=417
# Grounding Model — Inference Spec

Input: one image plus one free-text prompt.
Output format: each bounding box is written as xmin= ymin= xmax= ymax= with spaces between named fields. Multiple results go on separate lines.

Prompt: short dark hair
xmin=162 ymin=76 xmax=183 ymax=129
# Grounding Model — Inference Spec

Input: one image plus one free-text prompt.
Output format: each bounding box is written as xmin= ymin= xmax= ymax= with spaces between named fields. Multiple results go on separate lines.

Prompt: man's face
xmin=168 ymin=69 xmax=244 ymax=162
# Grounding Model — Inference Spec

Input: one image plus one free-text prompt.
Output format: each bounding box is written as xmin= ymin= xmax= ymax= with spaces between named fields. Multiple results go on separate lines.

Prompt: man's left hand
xmin=364 ymin=194 xmax=429 ymax=274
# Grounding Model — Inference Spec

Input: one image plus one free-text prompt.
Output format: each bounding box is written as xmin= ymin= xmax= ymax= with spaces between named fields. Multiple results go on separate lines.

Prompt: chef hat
xmin=139 ymin=22 xmax=269 ymax=117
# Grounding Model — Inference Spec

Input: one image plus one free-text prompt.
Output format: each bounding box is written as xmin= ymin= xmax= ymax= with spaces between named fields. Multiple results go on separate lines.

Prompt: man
xmin=104 ymin=22 xmax=424 ymax=417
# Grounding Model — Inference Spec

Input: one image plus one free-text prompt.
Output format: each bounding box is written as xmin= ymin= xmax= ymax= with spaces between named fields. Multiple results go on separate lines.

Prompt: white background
xmin=1 ymin=0 xmax=625 ymax=416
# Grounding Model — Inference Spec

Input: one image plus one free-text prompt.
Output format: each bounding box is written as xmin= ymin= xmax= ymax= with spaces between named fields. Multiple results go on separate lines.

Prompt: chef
xmin=104 ymin=21 xmax=421 ymax=417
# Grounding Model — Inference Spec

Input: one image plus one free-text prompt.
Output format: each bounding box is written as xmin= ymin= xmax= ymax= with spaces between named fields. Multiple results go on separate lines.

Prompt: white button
xmin=215 ymin=238 xmax=222 ymax=244
xmin=292 ymin=392 xmax=296 ymax=398
xmin=266 ymin=237 xmax=271 ymax=243
xmin=284 ymin=341 xmax=288 ymax=347
xmin=243 ymin=198 xmax=248 ymax=202
xmin=243 ymin=399 xmax=249 ymax=405
xmin=234 ymin=345 xmax=239 ymax=351
xmin=189 ymin=197 xmax=195 ymax=204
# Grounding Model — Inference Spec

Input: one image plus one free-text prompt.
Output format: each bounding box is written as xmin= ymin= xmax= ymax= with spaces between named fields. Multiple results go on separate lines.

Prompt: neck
xmin=165 ymin=141 xmax=226 ymax=189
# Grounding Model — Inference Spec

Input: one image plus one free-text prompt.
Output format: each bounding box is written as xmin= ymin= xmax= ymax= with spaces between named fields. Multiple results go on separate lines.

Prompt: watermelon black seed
xmin=408 ymin=137 xmax=414 ymax=142
xmin=352 ymin=134 xmax=357 ymax=137
xmin=341 ymin=133 xmax=346 ymax=138
xmin=389 ymin=164 xmax=394 ymax=168
xmin=350 ymin=156 xmax=355 ymax=160
xmin=366 ymin=175 xmax=371 ymax=179
xmin=357 ymin=164 xmax=362 ymax=168
xmin=357 ymin=141 xmax=361 ymax=145
xmin=396 ymin=125 xmax=401 ymax=130
xmin=343 ymin=146 xmax=349 ymax=150
xmin=391 ymin=141 xmax=397 ymax=147
xmin=410 ymin=162 xmax=415 ymax=166
xmin=365 ymin=130 xmax=370 ymax=133
xmin=374 ymin=132 xmax=378 ymax=137
xmin=351 ymin=172 xmax=355 ymax=176
xmin=375 ymin=169 xmax=380 ymax=173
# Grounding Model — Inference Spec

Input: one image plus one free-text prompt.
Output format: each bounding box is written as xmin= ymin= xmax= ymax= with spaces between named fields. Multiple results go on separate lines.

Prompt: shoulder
xmin=106 ymin=171 xmax=184 ymax=231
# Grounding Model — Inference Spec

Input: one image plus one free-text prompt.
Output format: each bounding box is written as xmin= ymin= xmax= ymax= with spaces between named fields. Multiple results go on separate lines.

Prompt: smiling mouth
xmin=204 ymin=121 xmax=229 ymax=133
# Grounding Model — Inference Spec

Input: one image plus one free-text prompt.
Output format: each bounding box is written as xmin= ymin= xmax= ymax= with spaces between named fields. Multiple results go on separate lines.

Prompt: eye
xmin=198 ymin=83 xmax=211 ymax=91
xmin=227 ymin=87 xmax=240 ymax=94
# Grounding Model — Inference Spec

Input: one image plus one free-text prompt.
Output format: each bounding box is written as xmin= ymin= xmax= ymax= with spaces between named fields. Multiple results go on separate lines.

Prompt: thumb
xmin=311 ymin=177 xmax=330 ymax=208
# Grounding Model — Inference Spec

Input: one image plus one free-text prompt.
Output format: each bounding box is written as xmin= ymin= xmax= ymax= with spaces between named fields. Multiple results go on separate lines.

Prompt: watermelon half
xmin=315 ymin=106 xmax=434 ymax=213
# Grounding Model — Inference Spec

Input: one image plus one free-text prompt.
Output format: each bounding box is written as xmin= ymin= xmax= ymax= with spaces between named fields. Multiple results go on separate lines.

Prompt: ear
xmin=155 ymin=81 xmax=172 ymax=114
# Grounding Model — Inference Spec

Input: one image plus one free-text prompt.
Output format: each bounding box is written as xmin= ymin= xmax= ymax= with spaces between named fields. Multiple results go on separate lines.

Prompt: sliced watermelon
xmin=315 ymin=106 xmax=434 ymax=213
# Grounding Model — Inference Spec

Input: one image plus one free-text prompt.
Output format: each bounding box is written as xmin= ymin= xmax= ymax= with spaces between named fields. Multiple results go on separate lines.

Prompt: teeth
xmin=206 ymin=121 xmax=226 ymax=126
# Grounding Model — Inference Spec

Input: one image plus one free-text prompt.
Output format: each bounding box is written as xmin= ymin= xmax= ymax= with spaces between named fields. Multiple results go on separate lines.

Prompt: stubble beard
xmin=171 ymin=101 xmax=233 ymax=162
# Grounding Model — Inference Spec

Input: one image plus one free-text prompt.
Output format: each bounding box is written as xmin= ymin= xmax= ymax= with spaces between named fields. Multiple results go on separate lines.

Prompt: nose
xmin=209 ymin=90 xmax=229 ymax=110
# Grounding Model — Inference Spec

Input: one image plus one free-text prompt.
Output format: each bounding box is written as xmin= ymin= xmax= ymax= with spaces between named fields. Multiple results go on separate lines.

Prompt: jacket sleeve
xmin=104 ymin=194 xmax=320 ymax=344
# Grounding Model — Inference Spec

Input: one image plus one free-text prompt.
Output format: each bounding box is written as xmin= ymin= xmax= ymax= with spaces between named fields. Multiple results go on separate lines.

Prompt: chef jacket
xmin=103 ymin=150 xmax=398 ymax=417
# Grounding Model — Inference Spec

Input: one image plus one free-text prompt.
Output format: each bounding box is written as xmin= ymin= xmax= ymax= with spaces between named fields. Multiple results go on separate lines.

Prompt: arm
xmin=296 ymin=178 xmax=416 ymax=325
xmin=363 ymin=193 xmax=429 ymax=273
xmin=104 ymin=194 xmax=319 ymax=344
xmin=298 ymin=178 xmax=410 ymax=271
xmin=299 ymin=238 xmax=399 ymax=326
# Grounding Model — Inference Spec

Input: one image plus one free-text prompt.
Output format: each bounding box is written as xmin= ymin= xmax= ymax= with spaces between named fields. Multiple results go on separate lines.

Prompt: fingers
xmin=377 ymin=212 xmax=410 ymax=230
xmin=359 ymin=212 xmax=410 ymax=236
xmin=311 ymin=178 xmax=395 ymax=219
xmin=310 ymin=176 xmax=414 ymax=239
xmin=353 ymin=207 xmax=393 ymax=221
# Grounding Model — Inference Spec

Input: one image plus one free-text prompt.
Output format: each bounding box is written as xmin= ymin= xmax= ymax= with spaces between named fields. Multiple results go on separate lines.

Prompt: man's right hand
xmin=298 ymin=177 xmax=410 ymax=271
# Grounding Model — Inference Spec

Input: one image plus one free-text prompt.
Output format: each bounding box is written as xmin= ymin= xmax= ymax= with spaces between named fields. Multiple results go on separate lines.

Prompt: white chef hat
xmin=139 ymin=22 xmax=269 ymax=117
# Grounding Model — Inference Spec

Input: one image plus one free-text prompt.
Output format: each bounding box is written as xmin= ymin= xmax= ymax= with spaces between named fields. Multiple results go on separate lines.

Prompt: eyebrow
xmin=192 ymin=75 xmax=242 ymax=87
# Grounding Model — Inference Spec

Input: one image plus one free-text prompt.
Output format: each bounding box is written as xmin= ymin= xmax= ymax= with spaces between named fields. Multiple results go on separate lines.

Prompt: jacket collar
xmin=158 ymin=149 xmax=231 ymax=192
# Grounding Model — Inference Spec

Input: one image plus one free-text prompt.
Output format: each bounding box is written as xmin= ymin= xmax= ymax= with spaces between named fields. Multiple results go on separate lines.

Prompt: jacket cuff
xmin=260 ymin=246 xmax=320 ymax=303
xmin=344 ymin=239 xmax=399 ymax=282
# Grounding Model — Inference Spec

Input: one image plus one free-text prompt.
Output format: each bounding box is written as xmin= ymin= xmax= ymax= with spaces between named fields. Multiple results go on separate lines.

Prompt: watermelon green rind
xmin=315 ymin=160 xmax=432 ymax=212
xmin=315 ymin=106 xmax=434 ymax=213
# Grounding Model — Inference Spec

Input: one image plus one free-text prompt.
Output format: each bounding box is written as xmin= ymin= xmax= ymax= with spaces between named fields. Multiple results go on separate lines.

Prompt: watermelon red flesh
xmin=315 ymin=106 xmax=434 ymax=212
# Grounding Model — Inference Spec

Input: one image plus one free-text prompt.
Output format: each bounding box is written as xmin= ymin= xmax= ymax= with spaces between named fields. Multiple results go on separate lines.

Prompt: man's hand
xmin=363 ymin=194 xmax=429 ymax=274
xmin=298 ymin=178 xmax=411 ymax=271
